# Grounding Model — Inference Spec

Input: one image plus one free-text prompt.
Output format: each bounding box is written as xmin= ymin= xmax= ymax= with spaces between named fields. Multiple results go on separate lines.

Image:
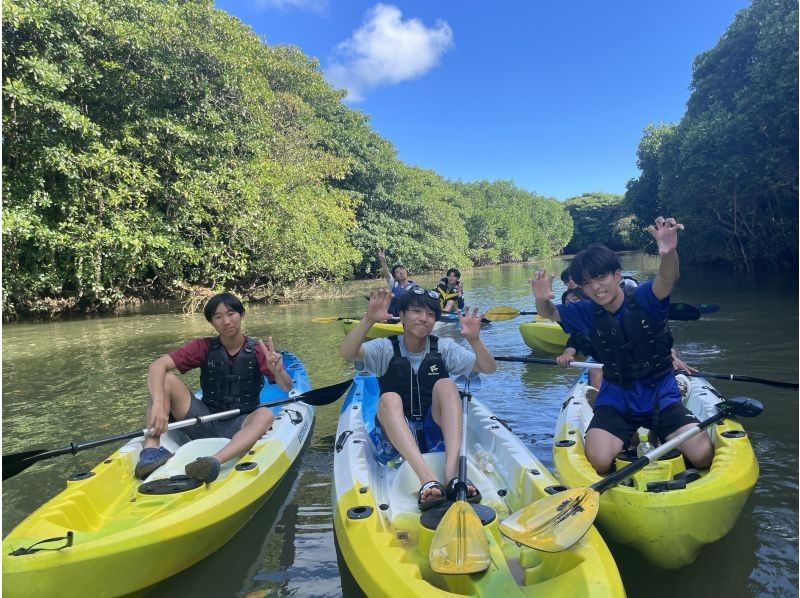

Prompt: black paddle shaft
xmin=3 ymin=380 xmax=353 ymax=481
xmin=593 ymin=397 xmax=762 ymax=493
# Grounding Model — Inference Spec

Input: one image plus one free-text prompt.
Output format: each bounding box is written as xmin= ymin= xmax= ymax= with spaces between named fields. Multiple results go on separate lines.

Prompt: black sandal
xmin=446 ymin=477 xmax=482 ymax=504
xmin=417 ymin=480 xmax=448 ymax=512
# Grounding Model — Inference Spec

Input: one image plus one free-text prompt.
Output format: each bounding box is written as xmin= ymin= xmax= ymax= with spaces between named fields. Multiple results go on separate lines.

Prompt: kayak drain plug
xmin=347 ymin=506 xmax=373 ymax=520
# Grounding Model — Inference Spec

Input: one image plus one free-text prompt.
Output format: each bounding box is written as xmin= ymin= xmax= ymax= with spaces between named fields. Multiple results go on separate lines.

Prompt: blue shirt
xmin=556 ymin=280 xmax=680 ymax=415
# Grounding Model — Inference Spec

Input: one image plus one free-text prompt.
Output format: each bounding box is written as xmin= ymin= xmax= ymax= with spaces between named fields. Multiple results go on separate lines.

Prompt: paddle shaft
xmin=456 ymin=390 xmax=470 ymax=501
xmin=494 ymin=355 xmax=797 ymax=389
xmin=3 ymin=380 xmax=352 ymax=480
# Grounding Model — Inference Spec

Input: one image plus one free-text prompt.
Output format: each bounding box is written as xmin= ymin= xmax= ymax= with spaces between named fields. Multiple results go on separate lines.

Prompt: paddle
xmin=696 ymin=303 xmax=721 ymax=315
xmin=2 ymin=380 xmax=354 ymax=481
xmin=312 ymin=316 xmax=396 ymax=324
xmin=484 ymin=303 xmax=702 ymax=322
xmin=499 ymin=396 xmax=763 ymax=552
xmin=429 ymin=376 xmax=491 ymax=574
xmin=494 ymin=355 xmax=799 ymax=389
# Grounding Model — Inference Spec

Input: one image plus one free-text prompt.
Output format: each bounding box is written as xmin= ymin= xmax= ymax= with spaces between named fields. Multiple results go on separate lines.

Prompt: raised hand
xmin=529 ymin=269 xmax=556 ymax=302
xmin=366 ymin=288 xmax=393 ymax=322
xmin=458 ymin=305 xmax=484 ymax=340
xmin=259 ymin=336 xmax=284 ymax=374
xmin=647 ymin=216 xmax=684 ymax=256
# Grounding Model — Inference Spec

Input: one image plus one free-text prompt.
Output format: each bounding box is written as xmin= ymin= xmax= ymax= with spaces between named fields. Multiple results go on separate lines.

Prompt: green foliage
xmin=563 ymin=192 xmax=635 ymax=253
xmin=624 ymin=0 xmax=798 ymax=269
xmin=454 ymin=180 xmax=572 ymax=266
xmin=2 ymin=0 xmax=573 ymax=318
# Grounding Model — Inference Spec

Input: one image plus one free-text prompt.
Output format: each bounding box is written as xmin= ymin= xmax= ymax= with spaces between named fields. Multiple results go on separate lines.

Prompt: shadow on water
xmin=144 ymin=459 xmax=304 ymax=597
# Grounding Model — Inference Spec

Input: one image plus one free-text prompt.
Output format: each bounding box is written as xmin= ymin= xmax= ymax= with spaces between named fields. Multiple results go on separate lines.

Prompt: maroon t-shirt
xmin=169 ymin=336 xmax=277 ymax=383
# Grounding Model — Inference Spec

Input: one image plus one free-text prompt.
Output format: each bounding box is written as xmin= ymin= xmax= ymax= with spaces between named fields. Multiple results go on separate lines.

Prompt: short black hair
xmin=203 ymin=292 xmax=245 ymax=322
xmin=561 ymin=288 xmax=588 ymax=304
xmin=390 ymin=263 xmax=405 ymax=277
xmin=446 ymin=268 xmax=461 ymax=278
xmin=397 ymin=287 xmax=442 ymax=320
xmin=560 ymin=268 xmax=572 ymax=284
xmin=569 ymin=243 xmax=621 ymax=285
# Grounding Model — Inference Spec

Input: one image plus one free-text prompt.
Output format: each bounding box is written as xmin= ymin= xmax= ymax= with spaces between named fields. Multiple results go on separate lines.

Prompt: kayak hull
xmin=3 ymin=353 xmax=314 ymax=598
xmin=552 ymin=372 xmax=758 ymax=569
xmin=519 ymin=318 xmax=568 ymax=354
xmin=332 ymin=371 xmax=625 ymax=596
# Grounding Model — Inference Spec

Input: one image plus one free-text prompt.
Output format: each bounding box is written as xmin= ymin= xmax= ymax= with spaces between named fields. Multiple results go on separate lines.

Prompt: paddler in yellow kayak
xmin=531 ymin=216 xmax=713 ymax=476
xmin=135 ymin=292 xmax=294 ymax=483
xmin=340 ymin=286 xmax=496 ymax=510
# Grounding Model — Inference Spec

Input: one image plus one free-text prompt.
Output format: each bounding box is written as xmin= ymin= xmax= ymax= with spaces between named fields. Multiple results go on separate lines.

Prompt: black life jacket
xmin=590 ymin=289 xmax=673 ymax=387
xmin=378 ymin=335 xmax=450 ymax=420
xmin=569 ymin=331 xmax=599 ymax=361
xmin=435 ymin=282 xmax=459 ymax=309
xmin=200 ymin=336 xmax=263 ymax=413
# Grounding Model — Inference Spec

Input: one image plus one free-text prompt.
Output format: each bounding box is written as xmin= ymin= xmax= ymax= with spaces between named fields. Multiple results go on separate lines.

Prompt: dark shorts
xmin=368 ymin=409 xmax=445 ymax=465
xmin=587 ymin=401 xmax=701 ymax=445
xmin=171 ymin=399 xmax=253 ymax=440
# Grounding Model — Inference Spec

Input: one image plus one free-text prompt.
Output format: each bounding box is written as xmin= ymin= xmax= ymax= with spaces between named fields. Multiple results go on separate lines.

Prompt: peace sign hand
xmin=259 ymin=337 xmax=284 ymax=374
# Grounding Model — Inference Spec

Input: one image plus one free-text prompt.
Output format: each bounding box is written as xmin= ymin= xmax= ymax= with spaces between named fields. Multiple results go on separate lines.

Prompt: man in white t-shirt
xmin=340 ymin=286 xmax=496 ymax=511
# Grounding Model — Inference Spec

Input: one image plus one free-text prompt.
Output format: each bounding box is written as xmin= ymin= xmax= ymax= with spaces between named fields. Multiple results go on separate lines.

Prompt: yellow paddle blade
xmin=429 ymin=501 xmax=491 ymax=574
xmin=499 ymin=488 xmax=600 ymax=552
xmin=484 ymin=306 xmax=521 ymax=321
xmin=311 ymin=316 xmax=341 ymax=323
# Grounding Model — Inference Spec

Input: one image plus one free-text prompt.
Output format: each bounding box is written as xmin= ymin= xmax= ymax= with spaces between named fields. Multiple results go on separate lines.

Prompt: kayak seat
xmin=390 ymin=453 xmax=447 ymax=512
xmin=149 ymin=438 xmax=233 ymax=481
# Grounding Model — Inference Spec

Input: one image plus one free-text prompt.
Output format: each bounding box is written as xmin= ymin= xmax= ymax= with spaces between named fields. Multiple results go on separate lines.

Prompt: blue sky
xmin=214 ymin=1 xmax=751 ymax=200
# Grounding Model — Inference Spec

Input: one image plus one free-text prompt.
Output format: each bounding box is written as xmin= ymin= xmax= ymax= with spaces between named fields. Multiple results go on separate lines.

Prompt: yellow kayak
xmin=333 ymin=371 xmax=625 ymax=596
xmin=552 ymin=372 xmax=759 ymax=569
xmin=342 ymin=318 xmax=403 ymax=339
xmin=3 ymin=353 xmax=314 ymax=598
xmin=519 ymin=317 xmax=569 ymax=354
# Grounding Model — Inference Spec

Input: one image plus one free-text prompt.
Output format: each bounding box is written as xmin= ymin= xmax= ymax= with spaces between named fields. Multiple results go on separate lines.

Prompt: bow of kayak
xmin=519 ymin=318 xmax=569 ymax=354
xmin=332 ymin=370 xmax=625 ymax=596
xmin=3 ymin=353 xmax=315 ymax=598
xmin=552 ymin=371 xmax=759 ymax=569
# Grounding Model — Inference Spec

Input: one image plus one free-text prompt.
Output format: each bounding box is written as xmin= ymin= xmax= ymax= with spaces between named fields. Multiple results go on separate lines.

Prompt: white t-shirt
xmin=361 ymin=335 xmax=476 ymax=378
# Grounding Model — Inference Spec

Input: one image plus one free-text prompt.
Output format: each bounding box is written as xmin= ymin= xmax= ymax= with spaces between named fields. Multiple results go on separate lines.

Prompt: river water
xmin=3 ymin=255 xmax=797 ymax=597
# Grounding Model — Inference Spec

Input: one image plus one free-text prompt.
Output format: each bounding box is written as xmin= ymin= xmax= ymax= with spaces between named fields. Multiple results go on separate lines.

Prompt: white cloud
xmin=326 ymin=4 xmax=454 ymax=101
xmin=253 ymin=0 xmax=328 ymax=14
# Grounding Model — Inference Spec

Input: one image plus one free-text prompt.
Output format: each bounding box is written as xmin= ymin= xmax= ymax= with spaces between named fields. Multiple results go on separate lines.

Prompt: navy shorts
xmin=171 ymin=399 xmax=256 ymax=440
xmin=368 ymin=409 xmax=445 ymax=465
xmin=587 ymin=401 xmax=700 ymax=445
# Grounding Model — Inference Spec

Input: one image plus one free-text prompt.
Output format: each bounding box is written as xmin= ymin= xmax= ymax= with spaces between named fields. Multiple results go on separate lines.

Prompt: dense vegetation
xmin=625 ymin=0 xmax=798 ymax=270
xmin=563 ymin=193 xmax=636 ymax=254
xmin=2 ymin=0 xmax=570 ymax=319
xmin=3 ymin=0 xmax=796 ymax=319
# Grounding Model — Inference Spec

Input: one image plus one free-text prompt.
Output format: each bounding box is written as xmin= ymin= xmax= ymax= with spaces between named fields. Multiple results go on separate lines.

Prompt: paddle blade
xmin=484 ymin=306 xmax=521 ymax=321
xmin=311 ymin=316 xmax=342 ymax=323
xmin=293 ymin=380 xmax=353 ymax=406
xmin=667 ymin=303 xmax=701 ymax=321
xmin=696 ymin=303 xmax=721 ymax=314
xmin=2 ymin=450 xmax=50 ymax=481
xmin=429 ymin=501 xmax=491 ymax=574
xmin=499 ymin=488 xmax=599 ymax=552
